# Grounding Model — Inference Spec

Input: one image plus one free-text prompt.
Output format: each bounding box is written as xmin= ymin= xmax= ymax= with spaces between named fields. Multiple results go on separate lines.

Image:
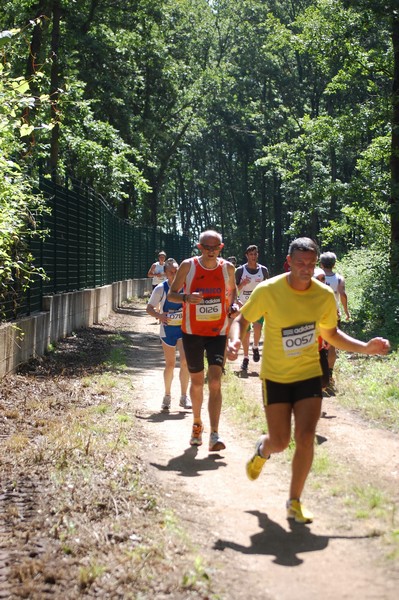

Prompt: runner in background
xmin=313 ymin=267 xmax=330 ymax=390
xmin=147 ymin=251 xmax=167 ymax=289
xmin=227 ymin=256 xmax=237 ymax=267
xmin=235 ymin=245 xmax=269 ymax=374
xmin=146 ymin=258 xmax=191 ymax=412
xmin=319 ymin=251 xmax=350 ymax=388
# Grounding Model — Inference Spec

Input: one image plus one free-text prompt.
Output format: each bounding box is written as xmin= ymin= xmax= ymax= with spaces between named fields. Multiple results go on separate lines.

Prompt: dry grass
xmin=0 ymin=324 xmax=218 ymax=599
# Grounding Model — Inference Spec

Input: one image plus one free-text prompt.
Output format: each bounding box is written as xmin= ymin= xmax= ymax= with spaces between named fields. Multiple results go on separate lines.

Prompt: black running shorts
xmin=262 ymin=376 xmax=322 ymax=406
xmin=182 ymin=332 xmax=227 ymax=373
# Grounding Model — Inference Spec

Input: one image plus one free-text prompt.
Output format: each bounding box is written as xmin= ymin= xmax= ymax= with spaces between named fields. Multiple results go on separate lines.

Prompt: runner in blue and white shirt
xmin=146 ymin=258 xmax=191 ymax=412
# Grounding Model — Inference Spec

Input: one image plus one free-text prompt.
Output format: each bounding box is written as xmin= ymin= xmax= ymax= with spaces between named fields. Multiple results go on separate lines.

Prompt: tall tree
xmin=343 ymin=0 xmax=399 ymax=276
xmin=390 ymin=12 xmax=399 ymax=276
xmin=1 ymin=0 xmax=396 ymax=270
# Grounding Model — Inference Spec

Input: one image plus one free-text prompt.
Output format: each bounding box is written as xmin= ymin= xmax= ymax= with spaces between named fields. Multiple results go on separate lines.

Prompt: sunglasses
xmin=201 ymin=243 xmax=222 ymax=251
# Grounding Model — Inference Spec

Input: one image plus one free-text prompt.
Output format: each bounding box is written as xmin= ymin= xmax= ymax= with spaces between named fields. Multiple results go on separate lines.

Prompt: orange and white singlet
xmin=182 ymin=257 xmax=230 ymax=336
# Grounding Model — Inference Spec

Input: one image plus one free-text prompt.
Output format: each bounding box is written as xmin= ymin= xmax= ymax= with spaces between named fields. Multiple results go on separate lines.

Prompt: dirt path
xmin=1 ymin=300 xmax=398 ymax=599
xmin=123 ymin=302 xmax=399 ymax=599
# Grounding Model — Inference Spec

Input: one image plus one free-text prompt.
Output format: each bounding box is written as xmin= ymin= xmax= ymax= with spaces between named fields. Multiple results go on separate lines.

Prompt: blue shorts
xmin=161 ymin=332 xmax=183 ymax=347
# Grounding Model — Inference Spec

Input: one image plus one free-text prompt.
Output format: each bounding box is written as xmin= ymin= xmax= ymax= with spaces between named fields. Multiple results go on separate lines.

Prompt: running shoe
xmin=252 ymin=347 xmax=260 ymax=362
xmin=190 ymin=423 xmax=204 ymax=446
xmin=209 ymin=432 xmax=226 ymax=452
xmin=241 ymin=357 xmax=249 ymax=371
xmin=326 ymin=369 xmax=337 ymax=393
xmin=246 ymin=437 xmax=268 ymax=481
xmin=161 ymin=395 xmax=171 ymax=412
xmin=324 ymin=378 xmax=337 ymax=396
xmin=179 ymin=395 xmax=192 ymax=409
xmin=286 ymin=499 xmax=313 ymax=523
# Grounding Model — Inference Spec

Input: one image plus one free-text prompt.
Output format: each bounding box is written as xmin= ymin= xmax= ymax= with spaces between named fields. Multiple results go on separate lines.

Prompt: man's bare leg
xmin=252 ymin=321 xmax=262 ymax=349
xmin=289 ymin=397 xmax=322 ymax=499
xmin=207 ymin=365 xmax=223 ymax=431
xmin=189 ymin=370 xmax=204 ymax=424
xmin=177 ymin=339 xmax=189 ymax=396
xmin=162 ymin=342 xmax=176 ymax=396
xmin=242 ymin=330 xmax=251 ymax=358
xmin=260 ymin=403 xmax=292 ymax=457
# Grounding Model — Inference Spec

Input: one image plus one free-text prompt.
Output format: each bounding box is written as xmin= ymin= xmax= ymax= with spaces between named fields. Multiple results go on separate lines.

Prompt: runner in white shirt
xmin=235 ymin=245 xmax=269 ymax=373
xmin=320 ymin=251 xmax=350 ymax=388
xmin=147 ymin=251 xmax=167 ymax=289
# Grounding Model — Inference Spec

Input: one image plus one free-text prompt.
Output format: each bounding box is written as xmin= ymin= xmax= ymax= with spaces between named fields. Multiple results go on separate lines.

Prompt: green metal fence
xmin=3 ymin=175 xmax=191 ymax=320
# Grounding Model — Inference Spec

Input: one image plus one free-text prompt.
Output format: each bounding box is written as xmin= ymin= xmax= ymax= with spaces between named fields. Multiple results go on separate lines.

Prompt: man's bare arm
xmin=227 ymin=263 xmax=238 ymax=305
xmin=167 ymin=261 xmax=203 ymax=305
xmin=320 ymin=327 xmax=390 ymax=356
xmin=167 ymin=261 xmax=190 ymax=302
xmin=147 ymin=262 xmax=156 ymax=278
xmin=337 ymin=277 xmax=350 ymax=320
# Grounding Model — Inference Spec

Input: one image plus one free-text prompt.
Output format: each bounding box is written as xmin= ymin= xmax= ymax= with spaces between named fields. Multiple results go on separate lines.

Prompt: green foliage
xmin=336 ymin=350 xmax=399 ymax=430
xmin=337 ymin=247 xmax=399 ymax=343
xmin=254 ymin=1 xmax=392 ymax=254
xmin=320 ymin=204 xmax=390 ymax=252
xmin=58 ymin=0 xmax=215 ymax=226
xmin=0 ymin=25 xmax=50 ymax=314
xmin=61 ymin=82 xmax=150 ymax=207
xmin=0 ymin=1 xmax=398 ymax=281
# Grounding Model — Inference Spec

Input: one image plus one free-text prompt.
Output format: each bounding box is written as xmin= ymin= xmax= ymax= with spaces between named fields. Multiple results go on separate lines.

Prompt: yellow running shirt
xmin=240 ymin=273 xmax=338 ymax=383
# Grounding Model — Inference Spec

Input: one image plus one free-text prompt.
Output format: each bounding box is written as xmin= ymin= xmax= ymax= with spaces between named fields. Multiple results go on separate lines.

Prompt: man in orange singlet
xmin=168 ymin=230 xmax=237 ymax=451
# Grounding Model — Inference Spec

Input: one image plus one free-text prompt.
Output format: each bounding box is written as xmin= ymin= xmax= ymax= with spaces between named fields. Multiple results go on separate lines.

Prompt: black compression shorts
xmin=262 ymin=376 xmax=322 ymax=406
xmin=182 ymin=332 xmax=227 ymax=373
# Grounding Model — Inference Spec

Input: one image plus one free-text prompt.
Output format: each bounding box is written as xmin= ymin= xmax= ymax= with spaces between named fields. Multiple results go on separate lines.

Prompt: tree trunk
xmin=49 ymin=0 xmax=62 ymax=181
xmin=259 ymin=171 xmax=267 ymax=262
xmin=273 ymin=172 xmax=284 ymax=270
xmin=23 ymin=2 xmax=51 ymax=152
xmin=26 ymin=8 xmax=47 ymax=80
xmin=390 ymin=15 xmax=399 ymax=277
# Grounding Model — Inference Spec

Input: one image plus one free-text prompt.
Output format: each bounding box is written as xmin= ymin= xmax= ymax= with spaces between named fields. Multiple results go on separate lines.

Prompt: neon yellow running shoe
xmin=286 ymin=499 xmax=313 ymax=523
xmin=246 ymin=437 xmax=268 ymax=481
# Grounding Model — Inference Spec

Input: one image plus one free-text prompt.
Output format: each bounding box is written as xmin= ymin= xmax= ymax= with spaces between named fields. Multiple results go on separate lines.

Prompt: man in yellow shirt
xmin=227 ymin=237 xmax=390 ymax=523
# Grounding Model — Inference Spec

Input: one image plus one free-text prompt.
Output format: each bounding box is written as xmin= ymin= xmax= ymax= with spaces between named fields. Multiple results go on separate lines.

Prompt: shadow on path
xmin=316 ymin=434 xmax=328 ymax=445
xmin=114 ymin=306 xmax=149 ymax=317
xmin=214 ymin=510 xmax=376 ymax=566
xmin=136 ymin=410 xmax=189 ymax=424
xmin=320 ymin=412 xmax=337 ymax=420
xmin=150 ymin=446 xmax=227 ymax=478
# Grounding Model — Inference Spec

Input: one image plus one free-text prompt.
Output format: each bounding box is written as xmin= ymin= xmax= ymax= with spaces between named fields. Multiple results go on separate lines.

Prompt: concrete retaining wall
xmin=0 ymin=278 xmax=151 ymax=379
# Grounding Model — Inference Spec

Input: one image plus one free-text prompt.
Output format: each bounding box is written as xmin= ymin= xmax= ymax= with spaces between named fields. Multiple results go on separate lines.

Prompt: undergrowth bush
xmin=0 ymin=24 xmax=50 ymax=318
xmin=336 ymin=248 xmax=399 ymax=347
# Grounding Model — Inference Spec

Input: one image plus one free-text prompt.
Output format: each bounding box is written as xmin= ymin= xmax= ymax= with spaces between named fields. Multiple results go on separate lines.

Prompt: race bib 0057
xmin=281 ymin=322 xmax=316 ymax=357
